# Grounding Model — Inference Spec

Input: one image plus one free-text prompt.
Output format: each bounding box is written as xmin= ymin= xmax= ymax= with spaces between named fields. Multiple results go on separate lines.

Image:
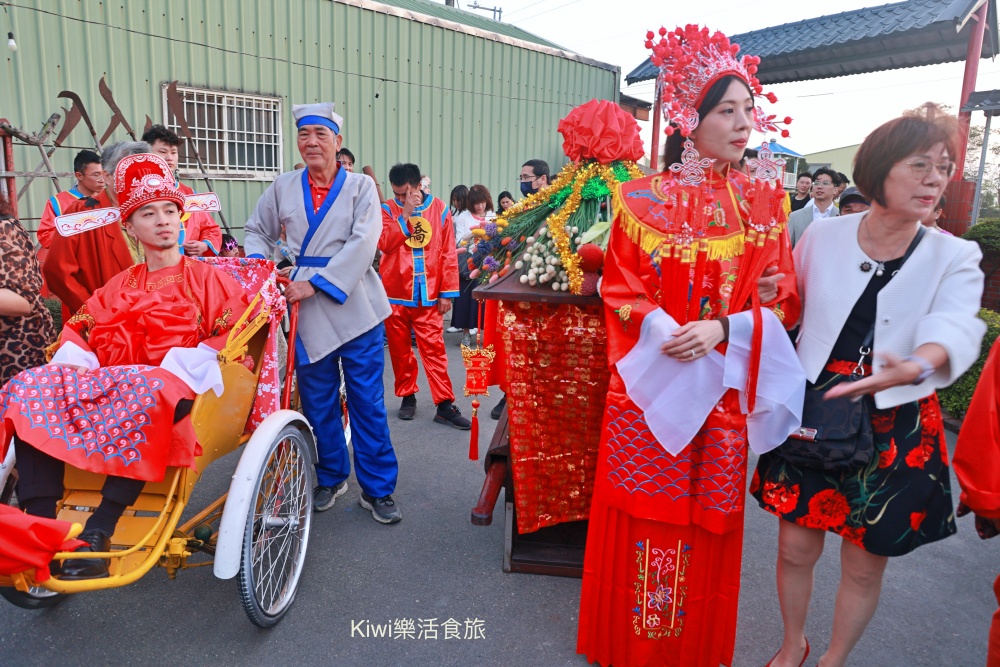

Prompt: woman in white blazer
xmin=752 ymin=103 xmax=986 ymax=667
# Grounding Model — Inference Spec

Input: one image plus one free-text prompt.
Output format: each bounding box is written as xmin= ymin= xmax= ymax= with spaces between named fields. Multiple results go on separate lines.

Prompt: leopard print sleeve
xmin=0 ymin=218 xmax=43 ymax=299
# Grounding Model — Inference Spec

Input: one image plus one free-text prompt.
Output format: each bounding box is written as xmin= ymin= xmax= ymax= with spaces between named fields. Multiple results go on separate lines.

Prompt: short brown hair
xmin=467 ymin=184 xmax=493 ymax=213
xmin=853 ymin=103 xmax=958 ymax=207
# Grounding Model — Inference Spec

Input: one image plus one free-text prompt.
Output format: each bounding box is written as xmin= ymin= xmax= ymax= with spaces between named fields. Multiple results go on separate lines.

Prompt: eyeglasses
xmin=813 ymin=180 xmax=834 ymax=187
xmin=518 ymin=174 xmax=538 ymax=182
xmin=905 ymin=159 xmax=956 ymax=179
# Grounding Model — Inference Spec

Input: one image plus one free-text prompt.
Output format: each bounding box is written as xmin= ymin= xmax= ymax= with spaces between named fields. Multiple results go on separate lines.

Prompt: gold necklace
xmin=860 ymin=216 xmax=914 ymax=277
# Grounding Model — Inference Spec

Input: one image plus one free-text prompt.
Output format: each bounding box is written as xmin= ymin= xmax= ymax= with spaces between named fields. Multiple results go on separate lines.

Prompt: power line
xmin=503 ymin=0 xmax=555 ymax=19
xmin=512 ymin=0 xmax=583 ymax=24
xmin=2 ymin=1 xmax=581 ymax=108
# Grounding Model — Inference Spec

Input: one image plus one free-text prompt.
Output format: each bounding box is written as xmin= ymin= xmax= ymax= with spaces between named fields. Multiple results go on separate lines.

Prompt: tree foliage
xmin=939 ymin=308 xmax=1000 ymax=419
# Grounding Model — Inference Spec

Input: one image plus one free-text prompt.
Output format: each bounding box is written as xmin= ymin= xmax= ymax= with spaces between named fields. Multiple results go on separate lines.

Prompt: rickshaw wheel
xmin=237 ymin=425 xmax=315 ymax=628
xmin=1 ymin=584 xmax=65 ymax=610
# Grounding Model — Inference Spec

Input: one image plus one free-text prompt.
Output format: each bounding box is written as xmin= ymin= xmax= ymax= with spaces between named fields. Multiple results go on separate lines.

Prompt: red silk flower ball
xmin=558 ymin=99 xmax=645 ymax=164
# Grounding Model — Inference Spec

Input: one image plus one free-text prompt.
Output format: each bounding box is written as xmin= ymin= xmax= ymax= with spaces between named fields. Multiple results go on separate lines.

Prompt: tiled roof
xmin=626 ymin=0 xmax=999 ymax=85
xmin=962 ymin=88 xmax=1000 ymax=113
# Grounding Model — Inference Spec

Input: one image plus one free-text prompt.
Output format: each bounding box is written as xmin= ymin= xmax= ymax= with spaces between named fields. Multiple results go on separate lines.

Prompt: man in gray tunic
xmin=244 ymin=103 xmax=401 ymax=524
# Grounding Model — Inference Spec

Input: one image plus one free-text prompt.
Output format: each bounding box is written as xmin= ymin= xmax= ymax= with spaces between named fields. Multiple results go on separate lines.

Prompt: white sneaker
xmin=446 ymin=326 xmax=460 ymax=333
xmin=469 ymin=328 xmax=478 ymax=335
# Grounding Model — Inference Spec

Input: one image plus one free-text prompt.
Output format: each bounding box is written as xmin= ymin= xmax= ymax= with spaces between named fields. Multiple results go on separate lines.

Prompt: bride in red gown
xmin=577 ymin=25 xmax=801 ymax=667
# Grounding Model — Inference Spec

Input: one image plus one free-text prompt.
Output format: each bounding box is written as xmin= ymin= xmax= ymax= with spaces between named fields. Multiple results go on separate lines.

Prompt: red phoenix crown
xmin=645 ymin=24 xmax=791 ymax=139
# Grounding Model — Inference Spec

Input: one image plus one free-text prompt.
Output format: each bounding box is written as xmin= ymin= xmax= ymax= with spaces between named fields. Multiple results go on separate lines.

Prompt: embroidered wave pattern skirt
xmin=578 ymin=391 xmax=749 ymax=667
xmin=752 ymin=364 xmax=956 ymax=557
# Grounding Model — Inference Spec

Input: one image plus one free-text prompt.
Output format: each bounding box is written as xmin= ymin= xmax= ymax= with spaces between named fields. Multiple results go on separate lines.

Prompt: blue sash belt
xmin=296 ymin=256 xmax=331 ymax=267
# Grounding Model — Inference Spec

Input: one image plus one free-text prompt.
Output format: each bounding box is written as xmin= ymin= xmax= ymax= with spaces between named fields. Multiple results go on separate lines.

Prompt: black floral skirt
xmin=751 ymin=362 xmax=956 ymax=557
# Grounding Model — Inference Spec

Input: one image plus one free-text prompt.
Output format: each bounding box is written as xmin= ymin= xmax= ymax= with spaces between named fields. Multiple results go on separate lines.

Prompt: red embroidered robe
xmin=577 ymin=167 xmax=799 ymax=667
xmin=0 ymin=258 xmax=247 ymax=482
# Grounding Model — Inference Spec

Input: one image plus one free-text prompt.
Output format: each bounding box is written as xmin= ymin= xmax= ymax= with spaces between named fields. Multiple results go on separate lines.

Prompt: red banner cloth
xmin=0 ymin=505 xmax=85 ymax=583
xmin=500 ymin=300 xmax=610 ymax=534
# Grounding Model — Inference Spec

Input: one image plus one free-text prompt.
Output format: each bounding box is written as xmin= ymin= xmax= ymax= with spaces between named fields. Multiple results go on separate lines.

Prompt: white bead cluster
xmin=515 ymin=225 xmax=570 ymax=291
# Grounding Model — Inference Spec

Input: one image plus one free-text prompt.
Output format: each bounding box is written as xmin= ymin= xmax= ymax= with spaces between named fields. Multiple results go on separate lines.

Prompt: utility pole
xmin=469 ymin=2 xmax=502 ymax=21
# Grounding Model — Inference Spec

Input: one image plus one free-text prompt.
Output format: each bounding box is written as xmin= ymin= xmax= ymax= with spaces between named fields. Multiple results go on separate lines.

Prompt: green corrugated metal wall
xmin=1 ymin=0 xmax=619 ymax=237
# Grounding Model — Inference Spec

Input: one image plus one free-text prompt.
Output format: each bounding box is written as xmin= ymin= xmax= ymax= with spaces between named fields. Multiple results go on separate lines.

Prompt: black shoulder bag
xmin=778 ymin=226 xmax=926 ymax=471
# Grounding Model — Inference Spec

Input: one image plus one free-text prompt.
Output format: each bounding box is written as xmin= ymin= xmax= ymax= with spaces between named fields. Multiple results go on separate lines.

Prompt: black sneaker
xmin=313 ymin=481 xmax=348 ymax=512
xmin=490 ymin=395 xmax=507 ymax=420
xmin=60 ymin=528 xmax=111 ymax=580
xmin=398 ymin=394 xmax=417 ymax=420
xmin=359 ymin=492 xmax=402 ymax=524
xmin=434 ymin=401 xmax=472 ymax=430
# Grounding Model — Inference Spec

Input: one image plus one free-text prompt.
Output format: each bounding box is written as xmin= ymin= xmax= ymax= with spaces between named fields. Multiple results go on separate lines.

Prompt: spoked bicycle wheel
xmin=237 ymin=425 xmax=315 ymax=627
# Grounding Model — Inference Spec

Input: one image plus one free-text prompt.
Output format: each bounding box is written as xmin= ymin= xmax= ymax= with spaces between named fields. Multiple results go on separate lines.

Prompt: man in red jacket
xmin=143 ymin=125 xmax=223 ymax=256
xmin=954 ymin=338 xmax=1000 ymax=667
xmin=36 ymin=150 xmax=104 ymax=249
xmin=379 ymin=163 xmax=468 ymax=429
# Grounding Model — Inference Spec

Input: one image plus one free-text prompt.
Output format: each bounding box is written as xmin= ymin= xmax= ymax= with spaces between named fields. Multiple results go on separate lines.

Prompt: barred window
xmin=161 ymin=84 xmax=283 ymax=180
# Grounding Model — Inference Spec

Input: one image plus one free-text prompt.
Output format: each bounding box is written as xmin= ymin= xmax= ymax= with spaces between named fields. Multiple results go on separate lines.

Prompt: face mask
xmin=520 ymin=181 xmax=535 ymax=197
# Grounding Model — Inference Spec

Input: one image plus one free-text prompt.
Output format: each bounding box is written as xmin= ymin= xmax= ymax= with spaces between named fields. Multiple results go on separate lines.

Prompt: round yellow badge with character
xmin=405 ymin=216 xmax=433 ymax=248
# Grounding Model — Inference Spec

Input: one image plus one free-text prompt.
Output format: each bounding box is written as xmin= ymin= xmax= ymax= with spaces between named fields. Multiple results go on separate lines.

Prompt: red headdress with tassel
xmin=646 ymin=24 xmax=791 ymax=139
xmin=643 ymin=25 xmax=793 ymax=414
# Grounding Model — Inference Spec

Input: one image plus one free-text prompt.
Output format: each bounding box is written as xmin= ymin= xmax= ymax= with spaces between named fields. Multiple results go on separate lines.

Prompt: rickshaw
xmin=0 ymin=259 xmax=329 ymax=628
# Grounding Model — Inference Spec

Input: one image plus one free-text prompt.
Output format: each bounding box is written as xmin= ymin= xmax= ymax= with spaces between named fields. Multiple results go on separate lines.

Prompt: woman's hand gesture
xmin=757 ymin=265 xmax=785 ymax=304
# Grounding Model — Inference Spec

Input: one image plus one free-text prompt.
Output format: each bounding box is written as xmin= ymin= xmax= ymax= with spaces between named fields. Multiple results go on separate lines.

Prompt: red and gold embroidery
xmin=616 ymin=303 xmax=633 ymax=329
xmin=66 ymin=310 xmax=97 ymax=336
xmin=632 ymin=539 xmax=689 ymax=640
xmin=212 ymin=308 xmax=234 ymax=336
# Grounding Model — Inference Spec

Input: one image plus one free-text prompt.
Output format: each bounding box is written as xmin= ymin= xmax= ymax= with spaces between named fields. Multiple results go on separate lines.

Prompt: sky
xmin=442 ymin=0 xmax=1000 ymax=157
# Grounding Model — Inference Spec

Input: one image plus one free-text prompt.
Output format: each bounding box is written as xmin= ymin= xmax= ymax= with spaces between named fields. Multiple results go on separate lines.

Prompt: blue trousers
xmin=296 ymin=323 xmax=398 ymax=497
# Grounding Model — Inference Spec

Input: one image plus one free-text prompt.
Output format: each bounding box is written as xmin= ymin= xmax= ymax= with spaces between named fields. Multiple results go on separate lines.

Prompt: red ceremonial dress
xmin=954 ymin=338 xmax=1000 ymax=667
xmin=42 ymin=191 xmax=135 ymax=315
xmin=577 ymin=166 xmax=799 ymax=667
xmin=176 ymin=182 xmax=223 ymax=255
xmin=0 ymin=258 xmax=247 ymax=482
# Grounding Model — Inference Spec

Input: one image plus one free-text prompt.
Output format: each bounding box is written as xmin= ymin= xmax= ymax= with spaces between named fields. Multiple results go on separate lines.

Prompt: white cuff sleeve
xmin=722 ymin=309 xmax=806 ymax=455
xmin=616 ymin=309 xmax=727 ymax=456
xmin=159 ymin=343 xmax=225 ymax=397
xmin=49 ymin=341 xmax=100 ymax=371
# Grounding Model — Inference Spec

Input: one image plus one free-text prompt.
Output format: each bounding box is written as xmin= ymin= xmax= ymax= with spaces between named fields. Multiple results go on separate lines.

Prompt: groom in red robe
xmin=1 ymin=153 xmax=247 ymax=580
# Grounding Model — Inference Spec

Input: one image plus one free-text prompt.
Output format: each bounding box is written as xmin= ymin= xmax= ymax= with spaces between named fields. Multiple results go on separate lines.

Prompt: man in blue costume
xmin=244 ymin=103 xmax=401 ymax=524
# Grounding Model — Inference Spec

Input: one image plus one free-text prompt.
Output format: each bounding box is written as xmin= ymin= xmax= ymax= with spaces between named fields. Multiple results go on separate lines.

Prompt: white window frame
xmin=160 ymin=84 xmax=283 ymax=181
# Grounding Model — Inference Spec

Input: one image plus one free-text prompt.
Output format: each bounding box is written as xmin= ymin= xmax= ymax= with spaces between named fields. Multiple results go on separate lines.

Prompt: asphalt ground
xmin=1 ymin=329 xmax=995 ymax=666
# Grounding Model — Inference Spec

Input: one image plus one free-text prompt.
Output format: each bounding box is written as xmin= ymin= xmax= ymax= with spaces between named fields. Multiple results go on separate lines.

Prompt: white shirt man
xmin=788 ymin=169 xmax=840 ymax=247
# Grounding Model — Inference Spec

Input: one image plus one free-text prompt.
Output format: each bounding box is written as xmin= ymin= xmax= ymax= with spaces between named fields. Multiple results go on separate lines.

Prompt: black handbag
xmin=778 ymin=225 xmax=926 ymax=471
xmin=779 ymin=357 xmax=875 ymax=471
